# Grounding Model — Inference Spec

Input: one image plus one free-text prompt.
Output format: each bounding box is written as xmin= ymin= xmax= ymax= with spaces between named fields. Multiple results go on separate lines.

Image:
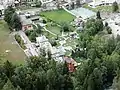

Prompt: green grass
xmin=40 ymin=9 xmax=75 ymax=23
xmin=0 ymin=21 xmax=26 ymax=65
xmin=64 ymin=38 xmax=78 ymax=49
xmin=83 ymin=4 xmax=113 ymax=12
xmin=42 ymin=29 xmax=55 ymax=39
xmin=46 ymin=23 xmax=61 ymax=35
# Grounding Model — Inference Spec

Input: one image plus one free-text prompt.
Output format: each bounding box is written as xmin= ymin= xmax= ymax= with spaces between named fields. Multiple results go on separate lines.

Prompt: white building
xmin=88 ymin=0 xmax=118 ymax=8
xmin=0 ymin=0 xmax=15 ymax=7
xmin=36 ymin=35 xmax=66 ymax=62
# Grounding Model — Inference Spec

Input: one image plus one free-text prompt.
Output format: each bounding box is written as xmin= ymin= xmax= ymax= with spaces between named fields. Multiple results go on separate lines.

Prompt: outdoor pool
xmin=70 ymin=7 xmax=96 ymax=19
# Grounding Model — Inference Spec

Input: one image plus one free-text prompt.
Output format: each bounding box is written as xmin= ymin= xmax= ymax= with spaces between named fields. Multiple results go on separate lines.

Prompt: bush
xmin=49 ymin=40 xmax=57 ymax=46
xmin=25 ymin=30 xmax=33 ymax=36
xmin=15 ymin=34 xmax=26 ymax=49
xmin=105 ymin=22 xmax=108 ymax=27
xmin=112 ymin=1 xmax=119 ymax=12
xmin=106 ymin=26 xmax=112 ymax=34
xmin=43 ymin=19 xmax=47 ymax=24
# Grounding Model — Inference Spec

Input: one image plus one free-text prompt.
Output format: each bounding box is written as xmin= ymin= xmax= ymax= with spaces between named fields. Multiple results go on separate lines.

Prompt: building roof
xmin=36 ymin=35 xmax=48 ymax=43
xmin=20 ymin=15 xmax=32 ymax=25
xmin=0 ymin=5 xmax=4 ymax=10
xmin=64 ymin=56 xmax=77 ymax=66
xmin=14 ymin=1 xmax=19 ymax=4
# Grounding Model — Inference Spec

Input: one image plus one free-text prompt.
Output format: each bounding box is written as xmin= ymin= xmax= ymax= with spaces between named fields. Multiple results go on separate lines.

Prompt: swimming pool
xmin=70 ymin=8 xmax=96 ymax=19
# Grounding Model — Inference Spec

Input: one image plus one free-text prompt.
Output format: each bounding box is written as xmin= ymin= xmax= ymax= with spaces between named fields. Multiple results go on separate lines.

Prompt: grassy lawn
xmin=46 ymin=23 xmax=61 ymax=35
xmin=0 ymin=21 xmax=26 ymax=65
xmin=83 ymin=4 xmax=113 ymax=12
xmin=42 ymin=29 xmax=55 ymax=39
xmin=40 ymin=9 xmax=75 ymax=23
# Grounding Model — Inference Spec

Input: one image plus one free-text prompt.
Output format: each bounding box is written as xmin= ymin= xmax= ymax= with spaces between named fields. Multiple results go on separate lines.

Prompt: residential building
xmin=0 ymin=0 xmax=15 ymax=7
xmin=64 ymin=56 xmax=77 ymax=72
xmin=88 ymin=0 xmax=119 ymax=7
xmin=20 ymin=15 xmax=33 ymax=31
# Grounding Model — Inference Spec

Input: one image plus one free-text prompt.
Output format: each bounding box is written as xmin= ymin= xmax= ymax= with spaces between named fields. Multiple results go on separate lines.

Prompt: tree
xmin=2 ymin=79 xmax=15 ymax=90
xmin=105 ymin=22 xmax=108 ymax=27
xmin=71 ymin=2 xmax=75 ymax=9
xmin=96 ymin=11 xmax=101 ymax=19
xmin=3 ymin=60 xmax=14 ymax=78
xmin=112 ymin=69 xmax=120 ymax=90
xmin=12 ymin=13 xmax=22 ymax=31
xmin=36 ymin=24 xmax=42 ymax=34
xmin=47 ymin=50 xmax=52 ymax=60
xmin=106 ymin=26 xmax=112 ymax=34
xmin=112 ymin=1 xmax=119 ymax=12
xmin=76 ymin=0 xmax=81 ymax=7
xmin=4 ymin=6 xmax=15 ymax=28
xmin=61 ymin=22 xmax=71 ymax=32
xmin=35 ymin=1 xmax=42 ymax=7
xmin=29 ymin=31 xmax=37 ymax=42
xmin=87 ymin=48 xmax=97 ymax=60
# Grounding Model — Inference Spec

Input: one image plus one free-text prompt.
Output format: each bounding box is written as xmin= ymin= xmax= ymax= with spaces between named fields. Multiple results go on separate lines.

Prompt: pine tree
xmin=2 ymin=79 xmax=15 ymax=90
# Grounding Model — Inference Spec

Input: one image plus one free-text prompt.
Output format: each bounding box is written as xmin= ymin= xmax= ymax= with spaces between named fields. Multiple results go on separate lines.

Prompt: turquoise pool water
xmin=70 ymin=8 xmax=96 ymax=19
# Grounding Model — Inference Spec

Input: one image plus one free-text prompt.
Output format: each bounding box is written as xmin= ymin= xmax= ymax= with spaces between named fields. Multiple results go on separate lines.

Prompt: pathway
xmin=18 ymin=31 xmax=39 ymax=57
xmin=43 ymin=27 xmax=57 ymax=36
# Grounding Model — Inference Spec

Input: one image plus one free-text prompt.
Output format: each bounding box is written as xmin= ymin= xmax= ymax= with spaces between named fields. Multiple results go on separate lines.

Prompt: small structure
xmin=88 ymin=0 xmax=116 ymax=8
xmin=36 ymin=35 xmax=53 ymax=56
xmin=20 ymin=15 xmax=33 ymax=31
xmin=64 ymin=56 xmax=77 ymax=72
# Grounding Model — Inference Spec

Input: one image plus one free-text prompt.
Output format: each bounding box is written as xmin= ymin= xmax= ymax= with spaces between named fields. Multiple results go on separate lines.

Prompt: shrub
xmin=43 ymin=19 xmax=47 ymax=24
xmin=106 ymin=26 xmax=112 ymax=34
xmin=49 ymin=40 xmax=57 ymax=46
xmin=15 ymin=34 xmax=26 ymax=49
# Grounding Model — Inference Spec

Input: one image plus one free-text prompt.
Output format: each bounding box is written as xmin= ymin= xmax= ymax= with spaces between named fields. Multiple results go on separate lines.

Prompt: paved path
xmin=18 ymin=31 xmax=39 ymax=57
xmin=43 ymin=27 xmax=56 ymax=36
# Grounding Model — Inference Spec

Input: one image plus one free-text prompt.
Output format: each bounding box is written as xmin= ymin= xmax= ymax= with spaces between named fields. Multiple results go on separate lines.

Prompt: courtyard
xmin=0 ymin=21 xmax=26 ymax=65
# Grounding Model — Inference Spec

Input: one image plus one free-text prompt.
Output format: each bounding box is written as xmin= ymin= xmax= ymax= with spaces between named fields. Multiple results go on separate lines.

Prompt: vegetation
xmin=4 ymin=6 xmax=15 ymax=29
xmin=112 ymin=1 xmax=119 ymax=12
xmin=4 ymin=6 xmax=22 ymax=31
xmin=40 ymin=9 xmax=75 ymax=23
xmin=12 ymin=13 xmax=22 ymax=31
xmin=96 ymin=11 xmax=101 ymax=19
xmin=76 ymin=0 xmax=81 ymax=7
xmin=2 ymin=3 xmax=120 ymax=90
xmin=83 ymin=4 xmax=113 ymax=12
xmin=0 ymin=21 xmax=26 ymax=64
xmin=0 ymin=56 xmax=73 ymax=90
xmin=15 ymin=34 xmax=26 ymax=49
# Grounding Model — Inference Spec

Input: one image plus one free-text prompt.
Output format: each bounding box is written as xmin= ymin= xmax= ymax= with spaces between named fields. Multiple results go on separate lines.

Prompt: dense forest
xmin=1 ymin=10 xmax=120 ymax=90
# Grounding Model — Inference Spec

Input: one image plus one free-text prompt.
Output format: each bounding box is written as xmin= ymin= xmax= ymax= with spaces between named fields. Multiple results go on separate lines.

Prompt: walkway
xmin=43 ymin=27 xmax=57 ymax=36
xmin=62 ymin=6 xmax=77 ymax=17
xmin=18 ymin=31 xmax=39 ymax=57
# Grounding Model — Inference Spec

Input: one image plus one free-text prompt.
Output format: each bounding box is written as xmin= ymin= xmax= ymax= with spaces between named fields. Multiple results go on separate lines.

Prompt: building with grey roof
xmin=20 ymin=15 xmax=33 ymax=31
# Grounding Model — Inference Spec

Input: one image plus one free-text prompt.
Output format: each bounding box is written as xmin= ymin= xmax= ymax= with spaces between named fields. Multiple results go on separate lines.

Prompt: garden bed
xmin=15 ymin=34 xmax=26 ymax=50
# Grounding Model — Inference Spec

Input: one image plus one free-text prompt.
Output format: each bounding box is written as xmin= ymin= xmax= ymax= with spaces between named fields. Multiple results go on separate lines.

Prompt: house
xmin=64 ymin=56 xmax=77 ymax=72
xmin=88 ymin=0 xmax=117 ymax=8
xmin=20 ymin=15 xmax=33 ymax=31
xmin=36 ymin=35 xmax=53 ymax=56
